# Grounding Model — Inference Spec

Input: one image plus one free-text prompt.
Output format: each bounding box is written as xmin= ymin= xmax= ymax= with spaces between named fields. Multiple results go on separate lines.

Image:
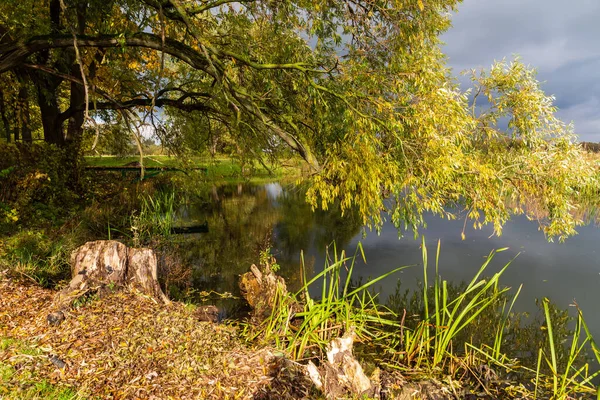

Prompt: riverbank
xmin=3 ymin=264 xmax=600 ymax=399
xmin=2 ymin=154 xmax=599 ymax=398
xmin=83 ymin=155 xmax=304 ymax=183
xmin=1 ymin=273 xmax=464 ymax=400
xmin=0 ymin=275 xmax=307 ymax=399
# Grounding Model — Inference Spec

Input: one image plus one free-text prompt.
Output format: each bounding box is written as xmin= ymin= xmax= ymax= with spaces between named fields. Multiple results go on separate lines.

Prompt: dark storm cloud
xmin=441 ymin=0 xmax=600 ymax=140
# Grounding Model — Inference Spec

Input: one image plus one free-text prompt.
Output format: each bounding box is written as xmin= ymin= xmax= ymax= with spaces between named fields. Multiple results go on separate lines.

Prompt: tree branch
xmin=0 ymin=32 xmax=211 ymax=75
xmin=23 ymin=64 xmax=219 ymax=124
xmin=187 ymin=0 xmax=255 ymax=15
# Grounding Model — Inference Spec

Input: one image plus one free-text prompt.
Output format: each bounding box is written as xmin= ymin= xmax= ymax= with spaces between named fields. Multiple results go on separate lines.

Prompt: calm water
xmin=173 ymin=182 xmax=600 ymax=338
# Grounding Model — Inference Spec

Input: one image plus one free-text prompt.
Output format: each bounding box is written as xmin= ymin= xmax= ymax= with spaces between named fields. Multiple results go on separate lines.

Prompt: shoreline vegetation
xmin=3 ymin=0 xmax=600 ymax=396
xmin=2 ymin=240 xmax=599 ymax=399
xmin=82 ymin=155 xmax=305 ymax=184
xmin=1 ymin=153 xmax=600 ymax=398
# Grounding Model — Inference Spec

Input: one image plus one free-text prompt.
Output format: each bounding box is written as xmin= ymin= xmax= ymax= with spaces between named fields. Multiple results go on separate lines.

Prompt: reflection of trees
xmin=276 ymin=184 xmax=364 ymax=256
xmin=171 ymin=183 xmax=364 ymax=304
xmin=174 ymin=185 xmax=281 ymax=298
xmin=276 ymin=186 xmax=315 ymax=258
xmin=502 ymin=196 xmax=600 ymax=230
xmin=275 ymin=184 xmax=364 ymax=290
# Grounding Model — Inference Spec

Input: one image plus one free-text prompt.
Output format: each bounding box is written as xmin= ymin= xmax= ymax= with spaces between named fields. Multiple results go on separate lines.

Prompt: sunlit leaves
xmin=2 ymin=0 xmax=597 ymax=240
xmin=308 ymin=55 xmax=599 ymax=241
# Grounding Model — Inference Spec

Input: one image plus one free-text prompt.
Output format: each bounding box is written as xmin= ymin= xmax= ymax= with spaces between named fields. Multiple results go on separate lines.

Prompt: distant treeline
xmin=581 ymin=142 xmax=600 ymax=153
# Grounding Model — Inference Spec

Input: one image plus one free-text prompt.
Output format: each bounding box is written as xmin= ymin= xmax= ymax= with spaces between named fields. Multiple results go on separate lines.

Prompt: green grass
xmin=1 ymin=337 xmax=16 ymax=350
xmin=419 ymin=238 xmax=516 ymax=368
xmin=0 ymin=337 xmax=84 ymax=399
xmin=83 ymin=155 xmax=303 ymax=183
xmin=131 ymin=190 xmax=176 ymax=245
xmin=247 ymin=239 xmax=600 ymax=398
xmin=0 ymin=229 xmax=72 ymax=287
xmin=84 ymin=154 xmax=186 ymax=168
xmin=84 ymin=154 xmax=242 ymax=168
xmin=244 ymin=243 xmax=410 ymax=360
xmin=531 ymin=299 xmax=600 ymax=399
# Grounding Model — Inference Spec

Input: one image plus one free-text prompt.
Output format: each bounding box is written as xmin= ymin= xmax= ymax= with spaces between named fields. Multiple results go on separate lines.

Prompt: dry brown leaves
xmin=0 ymin=277 xmax=282 ymax=399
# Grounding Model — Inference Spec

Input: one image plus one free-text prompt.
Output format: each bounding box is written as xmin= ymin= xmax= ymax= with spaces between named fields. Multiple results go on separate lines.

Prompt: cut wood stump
xmin=68 ymin=240 xmax=128 ymax=291
xmin=305 ymin=328 xmax=380 ymax=399
xmin=52 ymin=240 xmax=170 ymax=314
xmin=127 ymin=247 xmax=169 ymax=303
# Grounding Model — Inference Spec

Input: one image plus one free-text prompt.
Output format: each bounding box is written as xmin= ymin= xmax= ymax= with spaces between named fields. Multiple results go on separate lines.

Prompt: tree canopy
xmin=0 ymin=0 xmax=597 ymax=239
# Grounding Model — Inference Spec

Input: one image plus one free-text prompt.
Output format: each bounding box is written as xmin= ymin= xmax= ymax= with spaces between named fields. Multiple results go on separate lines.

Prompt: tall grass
xmin=131 ymin=191 xmax=176 ymax=245
xmin=246 ymin=243 xmax=408 ymax=360
xmin=533 ymin=299 xmax=600 ymax=399
xmin=418 ymin=238 xmax=517 ymax=369
xmin=247 ymin=239 xmax=600 ymax=397
xmin=0 ymin=229 xmax=72 ymax=287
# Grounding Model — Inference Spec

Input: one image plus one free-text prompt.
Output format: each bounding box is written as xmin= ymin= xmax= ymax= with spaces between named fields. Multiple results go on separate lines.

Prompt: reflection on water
xmin=172 ymin=182 xmax=600 ymax=338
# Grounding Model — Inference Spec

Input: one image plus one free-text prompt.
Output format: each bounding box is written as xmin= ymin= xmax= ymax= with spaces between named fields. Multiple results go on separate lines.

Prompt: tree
xmin=0 ymin=0 xmax=597 ymax=239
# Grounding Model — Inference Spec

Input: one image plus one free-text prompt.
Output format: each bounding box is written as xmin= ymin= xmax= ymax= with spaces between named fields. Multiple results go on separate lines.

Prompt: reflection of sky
xmin=334 ymin=213 xmax=600 ymax=339
xmin=273 ymin=193 xmax=600 ymax=339
xmin=264 ymin=182 xmax=283 ymax=201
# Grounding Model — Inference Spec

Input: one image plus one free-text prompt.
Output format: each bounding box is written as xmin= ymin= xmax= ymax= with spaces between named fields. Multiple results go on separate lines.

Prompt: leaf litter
xmin=0 ymin=275 xmax=301 ymax=399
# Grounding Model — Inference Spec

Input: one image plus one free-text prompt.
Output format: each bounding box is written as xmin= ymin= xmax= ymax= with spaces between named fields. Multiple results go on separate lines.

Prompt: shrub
xmin=0 ymin=142 xmax=82 ymax=229
xmin=0 ymin=229 xmax=72 ymax=286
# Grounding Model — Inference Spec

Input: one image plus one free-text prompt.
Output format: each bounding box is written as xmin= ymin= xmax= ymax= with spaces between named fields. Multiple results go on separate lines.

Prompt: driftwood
xmin=52 ymin=240 xmax=170 ymax=313
xmin=305 ymin=328 xmax=380 ymax=399
xmin=170 ymin=224 xmax=209 ymax=234
xmin=239 ymin=262 xmax=378 ymax=399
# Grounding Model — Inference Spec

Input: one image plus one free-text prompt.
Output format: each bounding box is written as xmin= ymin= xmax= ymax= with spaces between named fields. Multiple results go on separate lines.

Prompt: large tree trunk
xmin=66 ymin=65 xmax=85 ymax=143
xmin=65 ymin=2 xmax=87 ymax=144
xmin=33 ymin=0 xmax=65 ymax=146
xmin=36 ymin=76 xmax=64 ymax=145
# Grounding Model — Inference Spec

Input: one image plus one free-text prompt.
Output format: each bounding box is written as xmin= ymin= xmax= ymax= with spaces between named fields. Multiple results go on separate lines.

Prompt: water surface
xmin=173 ymin=182 xmax=600 ymax=338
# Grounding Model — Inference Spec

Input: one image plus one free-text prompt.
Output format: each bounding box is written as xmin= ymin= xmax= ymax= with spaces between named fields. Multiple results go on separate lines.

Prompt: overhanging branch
xmin=0 ymin=32 xmax=211 ymax=75
xmin=23 ymin=63 xmax=219 ymax=124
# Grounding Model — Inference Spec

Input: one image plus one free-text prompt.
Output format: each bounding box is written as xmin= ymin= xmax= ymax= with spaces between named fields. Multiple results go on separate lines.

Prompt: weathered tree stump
xmin=127 ymin=247 xmax=169 ymax=303
xmin=68 ymin=240 xmax=129 ymax=291
xmin=239 ymin=263 xmax=288 ymax=321
xmin=52 ymin=240 xmax=169 ymax=315
xmin=239 ymin=262 xmax=377 ymax=398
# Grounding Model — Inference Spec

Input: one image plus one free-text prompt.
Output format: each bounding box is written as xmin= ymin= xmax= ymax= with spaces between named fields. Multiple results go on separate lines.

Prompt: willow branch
xmin=0 ymin=33 xmax=212 ymax=75
xmin=23 ymin=64 xmax=219 ymax=123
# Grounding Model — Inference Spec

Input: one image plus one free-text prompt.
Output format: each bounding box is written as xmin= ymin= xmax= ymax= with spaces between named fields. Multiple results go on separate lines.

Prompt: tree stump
xmin=305 ymin=328 xmax=378 ymax=399
xmin=239 ymin=263 xmax=288 ymax=321
xmin=52 ymin=240 xmax=170 ymax=313
xmin=67 ymin=240 xmax=129 ymax=291
xmin=127 ymin=247 xmax=169 ymax=303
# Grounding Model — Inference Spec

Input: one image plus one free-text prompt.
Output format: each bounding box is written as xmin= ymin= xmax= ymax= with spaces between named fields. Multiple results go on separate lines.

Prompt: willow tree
xmin=0 ymin=0 xmax=597 ymax=239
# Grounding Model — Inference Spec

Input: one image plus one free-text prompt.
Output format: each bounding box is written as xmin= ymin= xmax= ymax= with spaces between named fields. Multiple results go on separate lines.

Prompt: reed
xmin=131 ymin=191 xmax=176 ymax=245
xmin=248 ymin=239 xmax=600 ymax=397
xmin=249 ymin=243 xmax=408 ymax=360
xmin=532 ymin=299 xmax=600 ymax=398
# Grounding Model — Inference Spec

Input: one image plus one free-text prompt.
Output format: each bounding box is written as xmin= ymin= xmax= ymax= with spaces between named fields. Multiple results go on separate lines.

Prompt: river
xmin=172 ymin=182 xmax=600 ymax=340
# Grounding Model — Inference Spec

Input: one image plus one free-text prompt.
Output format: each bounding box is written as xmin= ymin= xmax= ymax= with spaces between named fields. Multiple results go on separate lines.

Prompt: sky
xmin=441 ymin=0 xmax=600 ymax=142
